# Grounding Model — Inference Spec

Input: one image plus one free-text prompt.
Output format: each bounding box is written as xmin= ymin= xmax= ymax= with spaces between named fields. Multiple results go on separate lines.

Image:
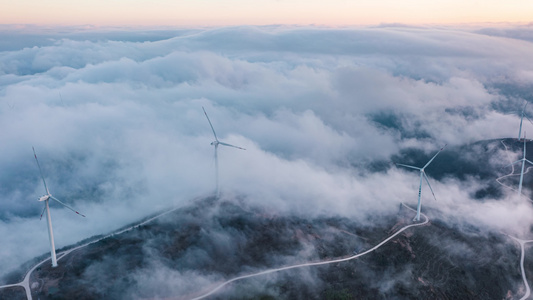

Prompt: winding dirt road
xmin=0 ymin=202 xmax=426 ymax=300
xmin=189 ymin=203 xmax=428 ymax=300
xmin=507 ymin=236 xmax=533 ymax=300
xmin=500 ymin=139 xmax=533 ymax=299
xmin=0 ymin=207 xmax=178 ymax=300
xmin=497 ymin=140 xmax=533 ymax=202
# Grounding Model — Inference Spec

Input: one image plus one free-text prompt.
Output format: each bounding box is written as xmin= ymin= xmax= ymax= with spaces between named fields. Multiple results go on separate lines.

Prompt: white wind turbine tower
xmin=515 ymin=101 xmax=532 ymax=141
xmin=505 ymin=133 xmax=533 ymax=200
xmin=33 ymin=147 xmax=86 ymax=267
xmin=202 ymin=107 xmax=245 ymax=197
xmin=396 ymin=145 xmax=446 ymax=221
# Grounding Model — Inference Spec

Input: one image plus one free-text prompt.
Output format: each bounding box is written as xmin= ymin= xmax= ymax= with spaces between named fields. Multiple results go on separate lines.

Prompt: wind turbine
xmin=202 ymin=107 xmax=245 ymax=197
xmin=33 ymin=147 xmax=85 ymax=267
xmin=512 ymin=101 xmax=533 ymax=141
xmin=396 ymin=145 xmax=446 ymax=221
xmin=505 ymin=133 xmax=533 ymax=200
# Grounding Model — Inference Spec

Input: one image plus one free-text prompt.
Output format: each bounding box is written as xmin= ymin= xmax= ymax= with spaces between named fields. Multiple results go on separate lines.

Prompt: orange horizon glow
xmin=1 ymin=0 xmax=532 ymax=27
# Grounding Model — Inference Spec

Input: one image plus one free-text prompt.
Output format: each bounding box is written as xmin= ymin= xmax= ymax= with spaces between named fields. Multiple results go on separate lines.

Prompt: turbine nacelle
xmin=515 ymin=101 xmax=533 ymax=141
xmin=38 ymin=194 xmax=51 ymax=202
xmin=33 ymin=146 xmax=86 ymax=268
xmin=202 ymin=106 xmax=246 ymax=197
xmin=506 ymin=133 xmax=533 ymax=200
xmin=396 ymin=144 xmax=446 ymax=221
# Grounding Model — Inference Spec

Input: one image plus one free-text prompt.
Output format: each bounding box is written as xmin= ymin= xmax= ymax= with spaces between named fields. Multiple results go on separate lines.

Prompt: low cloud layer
xmin=1 ymin=25 xmax=533 ymax=278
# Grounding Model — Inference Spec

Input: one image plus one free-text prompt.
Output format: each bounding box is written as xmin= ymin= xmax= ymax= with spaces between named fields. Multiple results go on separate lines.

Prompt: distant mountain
xmin=12 ymin=198 xmax=522 ymax=299
xmin=3 ymin=138 xmax=532 ymax=300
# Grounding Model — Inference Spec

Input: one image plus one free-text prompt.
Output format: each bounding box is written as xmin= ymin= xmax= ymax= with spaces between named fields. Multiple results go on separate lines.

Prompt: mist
xmin=1 ymin=24 xmax=533 ymax=281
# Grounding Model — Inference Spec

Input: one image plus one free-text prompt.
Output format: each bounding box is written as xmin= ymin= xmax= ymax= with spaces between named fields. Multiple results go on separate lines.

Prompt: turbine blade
xmin=219 ymin=141 xmax=246 ymax=150
xmin=395 ymin=163 xmax=421 ymax=171
xmin=202 ymin=106 xmax=218 ymax=142
xmin=39 ymin=204 xmax=46 ymax=220
xmin=49 ymin=196 xmax=86 ymax=217
xmin=524 ymin=132 xmax=527 ymax=158
xmin=504 ymin=160 xmax=523 ymax=169
xmin=526 ymin=159 xmax=533 ymax=165
xmin=423 ymin=144 xmax=447 ymax=169
xmin=525 ymin=115 xmax=533 ymax=127
xmin=423 ymin=173 xmax=437 ymax=201
xmin=503 ymin=111 xmax=520 ymax=115
xmin=32 ymin=147 xmax=50 ymax=195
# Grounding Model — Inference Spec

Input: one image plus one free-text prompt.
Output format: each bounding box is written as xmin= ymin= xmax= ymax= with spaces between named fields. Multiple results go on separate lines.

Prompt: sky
xmin=0 ymin=0 xmax=532 ymax=26
xmin=1 ymin=0 xmax=533 ymax=287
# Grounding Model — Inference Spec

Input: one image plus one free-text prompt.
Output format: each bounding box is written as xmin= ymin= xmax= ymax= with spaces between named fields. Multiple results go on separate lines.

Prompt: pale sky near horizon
xmin=0 ymin=0 xmax=532 ymax=27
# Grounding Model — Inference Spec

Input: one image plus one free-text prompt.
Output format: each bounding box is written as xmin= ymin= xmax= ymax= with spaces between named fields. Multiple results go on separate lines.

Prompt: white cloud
xmin=1 ymin=25 xmax=533 ymax=278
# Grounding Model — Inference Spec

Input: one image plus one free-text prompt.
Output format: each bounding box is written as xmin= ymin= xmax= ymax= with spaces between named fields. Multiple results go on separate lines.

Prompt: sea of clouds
xmin=1 ymin=24 xmax=533 ymax=278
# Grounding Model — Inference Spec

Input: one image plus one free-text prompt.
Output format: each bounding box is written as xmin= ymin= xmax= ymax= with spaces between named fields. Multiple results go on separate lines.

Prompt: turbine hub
xmin=211 ymin=141 xmax=219 ymax=146
xmin=38 ymin=195 xmax=50 ymax=202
